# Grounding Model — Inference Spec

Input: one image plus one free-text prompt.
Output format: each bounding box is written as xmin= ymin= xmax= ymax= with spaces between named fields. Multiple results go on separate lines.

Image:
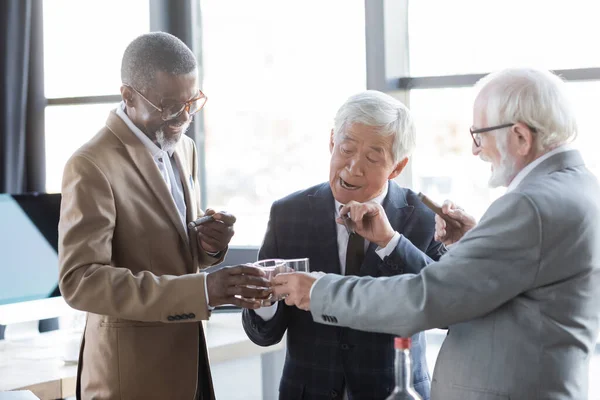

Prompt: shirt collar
xmin=506 ymin=144 xmax=572 ymax=193
xmin=116 ymin=102 xmax=174 ymax=158
xmin=334 ymin=181 xmax=389 ymax=218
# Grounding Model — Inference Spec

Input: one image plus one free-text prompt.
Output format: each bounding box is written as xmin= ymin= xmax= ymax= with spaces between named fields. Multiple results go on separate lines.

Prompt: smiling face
xmin=328 ymin=123 xmax=407 ymax=204
xmin=122 ymin=70 xmax=198 ymax=152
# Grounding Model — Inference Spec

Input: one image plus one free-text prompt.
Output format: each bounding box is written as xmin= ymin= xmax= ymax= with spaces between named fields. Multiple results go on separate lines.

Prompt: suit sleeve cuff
xmin=375 ymin=231 xmax=401 ymax=260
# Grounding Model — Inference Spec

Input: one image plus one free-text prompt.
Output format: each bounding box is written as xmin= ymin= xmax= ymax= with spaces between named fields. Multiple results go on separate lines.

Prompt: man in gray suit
xmin=272 ymin=67 xmax=600 ymax=400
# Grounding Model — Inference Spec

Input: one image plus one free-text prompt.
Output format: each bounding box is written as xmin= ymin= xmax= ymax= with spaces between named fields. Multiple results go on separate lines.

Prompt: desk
xmin=0 ymin=313 xmax=283 ymax=399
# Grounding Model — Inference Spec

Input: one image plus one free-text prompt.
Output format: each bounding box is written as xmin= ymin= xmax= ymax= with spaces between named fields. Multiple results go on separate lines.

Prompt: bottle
xmin=385 ymin=337 xmax=423 ymax=400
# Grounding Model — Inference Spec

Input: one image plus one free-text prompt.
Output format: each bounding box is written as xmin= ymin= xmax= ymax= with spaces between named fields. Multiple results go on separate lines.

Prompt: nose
xmin=472 ymin=140 xmax=481 ymax=156
xmin=169 ymin=108 xmax=191 ymax=125
xmin=346 ymin=156 xmax=364 ymax=176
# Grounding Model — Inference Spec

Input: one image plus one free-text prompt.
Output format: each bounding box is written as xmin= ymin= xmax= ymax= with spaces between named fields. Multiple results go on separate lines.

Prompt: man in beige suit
xmin=58 ymin=32 xmax=270 ymax=400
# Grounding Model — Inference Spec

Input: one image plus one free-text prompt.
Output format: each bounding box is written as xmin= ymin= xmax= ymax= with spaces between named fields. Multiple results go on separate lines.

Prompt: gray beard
xmin=154 ymin=122 xmax=191 ymax=153
xmin=488 ymin=154 xmax=518 ymax=188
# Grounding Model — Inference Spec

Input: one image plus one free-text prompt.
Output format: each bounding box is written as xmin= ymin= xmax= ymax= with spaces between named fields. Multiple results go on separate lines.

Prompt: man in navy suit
xmin=242 ymin=90 xmax=445 ymax=399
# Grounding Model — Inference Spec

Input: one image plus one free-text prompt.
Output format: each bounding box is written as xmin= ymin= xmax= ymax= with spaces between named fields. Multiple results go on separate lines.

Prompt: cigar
xmin=341 ymin=213 xmax=355 ymax=235
xmin=188 ymin=215 xmax=214 ymax=229
xmin=338 ymin=205 xmax=355 ymax=234
xmin=417 ymin=192 xmax=462 ymax=228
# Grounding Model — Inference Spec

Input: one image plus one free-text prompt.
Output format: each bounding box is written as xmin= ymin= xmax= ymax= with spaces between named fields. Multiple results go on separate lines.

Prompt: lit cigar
xmin=417 ymin=192 xmax=462 ymax=228
xmin=187 ymin=215 xmax=214 ymax=229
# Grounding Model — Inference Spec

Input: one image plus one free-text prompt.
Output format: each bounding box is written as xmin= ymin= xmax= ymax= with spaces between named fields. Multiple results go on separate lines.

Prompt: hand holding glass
xmin=254 ymin=258 xmax=309 ymax=306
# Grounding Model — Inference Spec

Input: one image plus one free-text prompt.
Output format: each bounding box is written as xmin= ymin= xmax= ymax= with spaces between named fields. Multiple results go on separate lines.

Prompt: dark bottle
xmin=385 ymin=337 xmax=423 ymax=400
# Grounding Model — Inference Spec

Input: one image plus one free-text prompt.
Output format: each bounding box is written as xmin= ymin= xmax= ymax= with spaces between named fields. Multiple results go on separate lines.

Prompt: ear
xmin=329 ymin=128 xmax=335 ymax=153
xmin=120 ymin=85 xmax=135 ymax=107
xmin=388 ymin=157 xmax=409 ymax=180
xmin=511 ymin=123 xmax=534 ymax=156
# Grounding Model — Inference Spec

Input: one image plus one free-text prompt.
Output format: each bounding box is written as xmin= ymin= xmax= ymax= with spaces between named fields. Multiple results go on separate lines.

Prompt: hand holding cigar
xmin=188 ymin=215 xmax=215 ymax=229
xmin=417 ymin=193 xmax=476 ymax=246
xmin=190 ymin=209 xmax=237 ymax=254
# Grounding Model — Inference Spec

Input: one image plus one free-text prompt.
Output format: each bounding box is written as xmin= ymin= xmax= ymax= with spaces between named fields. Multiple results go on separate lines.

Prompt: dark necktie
xmin=345 ymin=232 xmax=365 ymax=276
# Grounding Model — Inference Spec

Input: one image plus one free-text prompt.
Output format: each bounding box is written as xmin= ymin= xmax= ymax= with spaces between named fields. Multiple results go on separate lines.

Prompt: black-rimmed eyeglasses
xmin=469 ymin=123 xmax=514 ymax=147
xmin=124 ymin=84 xmax=207 ymax=121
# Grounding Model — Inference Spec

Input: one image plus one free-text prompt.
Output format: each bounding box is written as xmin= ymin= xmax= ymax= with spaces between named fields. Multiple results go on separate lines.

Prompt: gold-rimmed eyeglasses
xmin=124 ymin=84 xmax=207 ymax=121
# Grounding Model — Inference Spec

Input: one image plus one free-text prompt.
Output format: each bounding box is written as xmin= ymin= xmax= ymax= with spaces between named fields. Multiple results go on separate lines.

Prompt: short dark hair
xmin=121 ymin=32 xmax=197 ymax=92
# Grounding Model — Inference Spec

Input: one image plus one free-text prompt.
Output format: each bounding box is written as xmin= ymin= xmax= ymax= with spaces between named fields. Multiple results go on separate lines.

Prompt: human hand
xmin=271 ymin=272 xmax=322 ymax=311
xmin=337 ymin=201 xmax=395 ymax=248
xmin=434 ymin=200 xmax=476 ymax=245
xmin=206 ymin=264 xmax=271 ymax=309
xmin=195 ymin=209 xmax=235 ymax=253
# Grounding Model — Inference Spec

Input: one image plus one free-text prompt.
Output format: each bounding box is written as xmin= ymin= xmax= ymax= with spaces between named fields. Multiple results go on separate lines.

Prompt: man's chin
xmin=488 ymin=170 xmax=511 ymax=188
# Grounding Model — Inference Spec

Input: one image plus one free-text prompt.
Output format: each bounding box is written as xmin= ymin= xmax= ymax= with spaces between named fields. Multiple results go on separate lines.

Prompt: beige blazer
xmin=58 ymin=110 xmax=223 ymax=399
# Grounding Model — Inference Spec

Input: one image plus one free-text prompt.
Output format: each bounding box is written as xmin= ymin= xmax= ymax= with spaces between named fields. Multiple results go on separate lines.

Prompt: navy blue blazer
xmin=242 ymin=181 xmax=446 ymax=400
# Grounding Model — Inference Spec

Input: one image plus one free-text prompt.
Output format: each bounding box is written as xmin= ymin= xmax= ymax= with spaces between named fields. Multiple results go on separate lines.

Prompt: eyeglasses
xmin=124 ymin=84 xmax=207 ymax=121
xmin=469 ymin=123 xmax=514 ymax=147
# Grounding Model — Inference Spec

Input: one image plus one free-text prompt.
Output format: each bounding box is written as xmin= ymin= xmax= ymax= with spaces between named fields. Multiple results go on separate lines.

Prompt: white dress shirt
xmin=254 ymin=183 xmax=401 ymax=321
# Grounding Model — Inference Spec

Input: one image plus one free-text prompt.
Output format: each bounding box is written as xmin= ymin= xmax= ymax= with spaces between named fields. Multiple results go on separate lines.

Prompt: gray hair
xmin=121 ymin=32 xmax=197 ymax=92
xmin=475 ymin=68 xmax=578 ymax=152
xmin=333 ymin=90 xmax=416 ymax=163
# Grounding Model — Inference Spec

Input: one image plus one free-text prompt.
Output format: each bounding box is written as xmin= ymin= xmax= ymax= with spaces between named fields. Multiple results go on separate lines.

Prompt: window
xmin=201 ymin=0 xmax=366 ymax=245
xmin=409 ymin=88 xmax=504 ymax=220
xmin=45 ymin=103 xmax=119 ymax=192
xmin=409 ymin=0 xmax=600 ymax=77
xmin=43 ymin=0 xmax=150 ymax=192
xmin=566 ymin=82 xmax=600 ymax=177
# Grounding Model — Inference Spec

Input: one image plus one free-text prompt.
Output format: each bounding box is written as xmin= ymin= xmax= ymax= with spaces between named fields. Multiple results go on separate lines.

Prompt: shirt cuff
xmin=375 ymin=231 xmax=401 ymax=260
xmin=253 ymin=302 xmax=278 ymax=321
xmin=203 ymin=272 xmax=214 ymax=311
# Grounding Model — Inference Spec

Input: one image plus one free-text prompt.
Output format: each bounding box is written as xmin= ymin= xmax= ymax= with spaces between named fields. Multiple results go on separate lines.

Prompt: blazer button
xmin=174 ymin=315 xmax=182 ymax=320
xmin=341 ymin=344 xmax=349 ymax=350
xmin=181 ymin=314 xmax=189 ymax=320
xmin=167 ymin=316 xmax=175 ymax=321
xmin=330 ymin=389 xmax=339 ymax=398
xmin=188 ymin=313 xmax=196 ymax=319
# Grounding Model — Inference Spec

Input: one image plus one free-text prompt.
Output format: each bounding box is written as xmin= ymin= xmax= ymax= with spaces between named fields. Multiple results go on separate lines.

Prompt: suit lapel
xmin=308 ymin=184 xmax=342 ymax=275
xmin=362 ymin=181 xmax=414 ymax=275
xmin=105 ymin=111 xmax=191 ymax=252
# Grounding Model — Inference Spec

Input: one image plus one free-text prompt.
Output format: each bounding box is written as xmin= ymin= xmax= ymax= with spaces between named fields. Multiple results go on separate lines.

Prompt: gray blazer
xmin=310 ymin=150 xmax=600 ymax=400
